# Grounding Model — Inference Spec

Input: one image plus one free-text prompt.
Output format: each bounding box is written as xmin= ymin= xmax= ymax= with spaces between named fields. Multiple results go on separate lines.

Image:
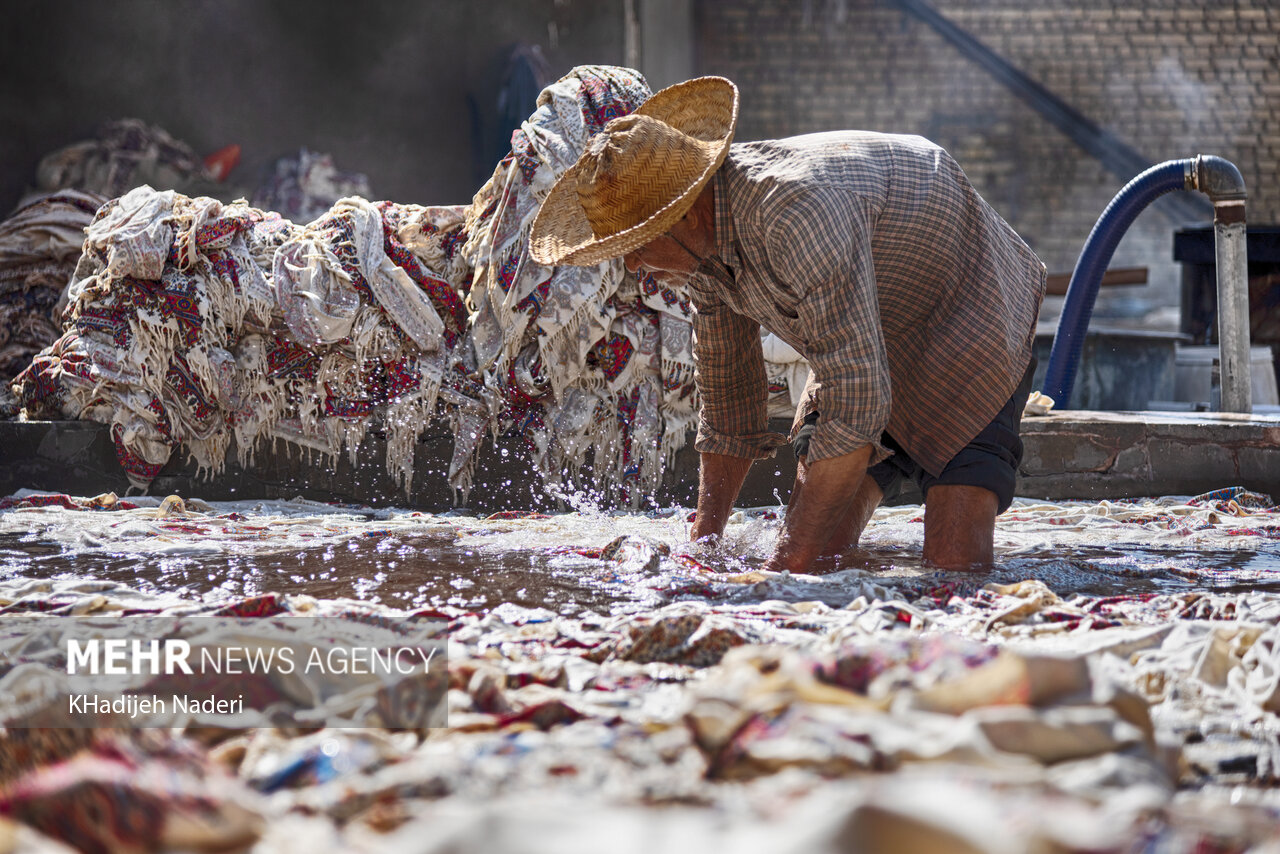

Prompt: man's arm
xmin=687 ymin=273 xmax=784 ymax=542
xmin=755 ymin=192 xmax=890 ymax=573
xmin=765 ymin=445 xmax=872 ymax=573
xmin=690 ymin=452 xmax=755 ymax=541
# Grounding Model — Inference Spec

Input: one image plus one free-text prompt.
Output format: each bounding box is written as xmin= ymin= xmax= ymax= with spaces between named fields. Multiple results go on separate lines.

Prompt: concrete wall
xmin=638 ymin=0 xmax=697 ymax=90
xmin=0 ymin=0 xmax=629 ymax=213
xmin=695 ymin=0 xmax=1280 ymax=322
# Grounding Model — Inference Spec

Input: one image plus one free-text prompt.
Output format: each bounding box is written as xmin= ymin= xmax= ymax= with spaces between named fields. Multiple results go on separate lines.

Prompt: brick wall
xmin=695 ymin=0 xmax=1280 ymax=322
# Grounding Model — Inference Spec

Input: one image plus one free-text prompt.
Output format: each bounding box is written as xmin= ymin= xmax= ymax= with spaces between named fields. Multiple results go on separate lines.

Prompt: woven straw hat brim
xmin=529 ymin=76 xmax=739 ymax=267
xmin=529 ymin=145 xmax=726 ymax=267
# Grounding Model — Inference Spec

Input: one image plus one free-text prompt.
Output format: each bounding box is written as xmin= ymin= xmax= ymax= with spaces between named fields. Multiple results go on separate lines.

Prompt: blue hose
xmin=1042 ymin=159 xmax=1193 ymax=406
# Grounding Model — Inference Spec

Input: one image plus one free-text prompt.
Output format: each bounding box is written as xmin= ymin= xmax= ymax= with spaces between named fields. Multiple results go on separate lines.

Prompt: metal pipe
xmin=1043 ymin=160 xmax=1193 ymax=406
xmin=1214 ymin=222 xmax=1251 ymax=412
xmin=1195 ymin=156 xmax=1251 ymax=413
xmin=1044 ymin=156 xmax=1251 ymax=412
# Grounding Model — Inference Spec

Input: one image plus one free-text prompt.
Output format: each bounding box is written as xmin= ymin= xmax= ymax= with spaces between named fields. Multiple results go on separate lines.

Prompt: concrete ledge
xmin=1017 ymin=410 xmax=1280 ymax=500
xmin=2 ymin=411 xmax=1278 ymax=511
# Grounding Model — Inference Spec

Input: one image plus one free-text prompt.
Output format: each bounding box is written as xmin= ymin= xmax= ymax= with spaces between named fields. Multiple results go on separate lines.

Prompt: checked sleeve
xmin=690 ymin=285 xmax=789 ymax=459
xmin=762 ymin=189 xmax=892 ymax=465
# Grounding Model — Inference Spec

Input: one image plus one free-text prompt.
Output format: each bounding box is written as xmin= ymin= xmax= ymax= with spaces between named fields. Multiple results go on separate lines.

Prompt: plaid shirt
xmin=688 ymin=131 xmax=1047 ymax=476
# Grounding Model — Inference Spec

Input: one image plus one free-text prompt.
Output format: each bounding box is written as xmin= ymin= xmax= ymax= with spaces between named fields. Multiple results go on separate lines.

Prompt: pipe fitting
xmin=1195 ymin=155 xmax=1248 ymax=224
xmin=1193 ymin=155 xmax=1247 ymax=203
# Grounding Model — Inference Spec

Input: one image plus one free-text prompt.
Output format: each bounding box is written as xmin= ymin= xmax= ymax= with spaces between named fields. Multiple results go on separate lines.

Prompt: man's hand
xmin=765 ymin=445 xmax=873 ymax=574
xmin=690 ymin=452 xmax=755 ymax=542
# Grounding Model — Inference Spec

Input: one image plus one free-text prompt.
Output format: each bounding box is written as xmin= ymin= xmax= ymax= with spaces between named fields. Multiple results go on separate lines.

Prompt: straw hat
xmin=528 ymin=76 xmax=739 ymax=267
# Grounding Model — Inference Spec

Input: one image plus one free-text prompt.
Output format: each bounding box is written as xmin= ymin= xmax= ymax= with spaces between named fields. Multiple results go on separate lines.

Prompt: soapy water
xmin=3 ymin=488 xmax=1279 ymax=614
xmin=4 ymin=486 xmax=1280 ymax=854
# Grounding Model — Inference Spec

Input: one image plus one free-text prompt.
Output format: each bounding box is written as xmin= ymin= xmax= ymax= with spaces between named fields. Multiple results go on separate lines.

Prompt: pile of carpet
xmin=0 ymin=190 xmax=106 ymax=388
xmin=9 ymin=66 xmax=806 ymax=505
xmin=0 ymin=119 xmax=374 ymax=400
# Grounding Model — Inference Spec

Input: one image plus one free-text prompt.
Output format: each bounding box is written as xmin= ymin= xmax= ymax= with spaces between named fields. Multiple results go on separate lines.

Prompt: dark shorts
xmin=792 ymin=357 xmax=1036 ymax=514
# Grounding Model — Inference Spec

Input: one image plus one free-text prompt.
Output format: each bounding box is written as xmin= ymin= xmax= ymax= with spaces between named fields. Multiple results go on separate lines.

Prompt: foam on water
xmin=2 ymin=490 xmax=1279 ymax=614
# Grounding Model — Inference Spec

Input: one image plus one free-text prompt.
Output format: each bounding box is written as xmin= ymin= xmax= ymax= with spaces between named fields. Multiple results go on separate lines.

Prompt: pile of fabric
xmin=9 ymin=66 xmax=811 ymax=505
xmin=0 ymin=123 xmax=380 ymax=419
xmin=462 ymin=65 xmax=697 ymax=501
xmin=25 ymin=118 xmax=225 ymax=207
xmin=0 ymin=190 xmax=106 ymax=388
xmin=11 ymin=187 xmax=472 ymax=495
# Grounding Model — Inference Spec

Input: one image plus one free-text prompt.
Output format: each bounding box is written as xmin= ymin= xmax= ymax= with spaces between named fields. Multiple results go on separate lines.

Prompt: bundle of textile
xmin=464 ymin=65 xmax=815 ymax=500
xmin=0 ymin=732 xmax=265 ymax=853
xmin=11 ymin=186 xmax=472 ymax=494
xmin=0 ymin=190 xmax=106 ymax=386
xmin=462 ymin=65 xmax=707 ymax=503
xmin=25 ymin=118 xmax=227 ymax=207
xmin=251 ymin=148 xmax=374 ymax=224
xmin=266 ymin=196 xmax=473 ymax=489
xmin=463 ymin=66 xmax=657 ymax=501
xmin=11 ymin=66 xmax=809 ymax=505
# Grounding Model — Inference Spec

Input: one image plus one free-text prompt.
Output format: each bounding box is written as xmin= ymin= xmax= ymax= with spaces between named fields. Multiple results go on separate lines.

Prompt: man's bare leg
xmin=921 ymin=484 xmax=999 ymax=569
xmin=821 ymin=474 xmax=883 ymax=556
xmin=790 ymin=458 xmax=884 ymax=557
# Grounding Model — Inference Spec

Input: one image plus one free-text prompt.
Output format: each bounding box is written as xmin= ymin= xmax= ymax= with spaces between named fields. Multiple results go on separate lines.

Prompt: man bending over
xmin=530 ymin=76 xmax=1046 ymax=572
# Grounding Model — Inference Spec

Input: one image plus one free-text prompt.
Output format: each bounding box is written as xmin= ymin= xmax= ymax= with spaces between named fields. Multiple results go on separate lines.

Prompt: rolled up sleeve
xmin=690 ymin=285 xmax=789 ymax=459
